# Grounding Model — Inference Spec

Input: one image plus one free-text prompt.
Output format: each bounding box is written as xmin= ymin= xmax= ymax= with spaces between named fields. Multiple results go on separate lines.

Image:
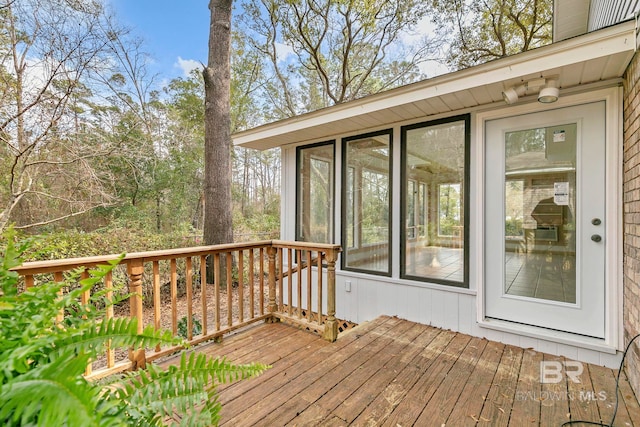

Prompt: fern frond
xmin=105 ymin=363 xmax=214 ymax=426
xmin=0 ymin=352 xmax=122 ymax=427
xmin=0 ymin=227 xmax=28 ymax=297
xmin=176 ymin=351 xmax=270 ymax=385
xmin=108 ymin=353 xmax=268 ymax=426
xmin=51 ymin=318 xmax=184 ymax=362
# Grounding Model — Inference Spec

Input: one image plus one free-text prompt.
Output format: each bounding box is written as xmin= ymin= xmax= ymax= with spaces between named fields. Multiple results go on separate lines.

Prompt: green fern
xmin=0 ymin=228 xmax=269 ymax=426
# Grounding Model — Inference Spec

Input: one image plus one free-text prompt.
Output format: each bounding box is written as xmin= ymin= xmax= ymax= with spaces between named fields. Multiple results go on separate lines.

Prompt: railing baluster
xmin=105 ymin=270 xmax=115 ymax=368
xmin=297 ymin=250 xmax=302 ymax=319
xmin=306 ymin=250 xmax=312 ymax=322
xmin=214 ymin=253 xmax=221 ymax=331
xmin=226 ymin=253 xmax=233 ymax=327
xmin=170 ymin=259 xmax=178 ymax=335
xmin=153 ymin=261 xmax=161 ymax=352
xmin=186 ymin=257 xmax=193 ymax=340
xmin=317 ymin=252 xmax=323 ymax=325
xmin=287 ymin=248 xmax=293 ymax=316
xmin=278 ymin=248 xmax=283 ymax=311
xmin=249 ymin=249 xmax=255 ymax=319
xmin=259 ymin=248 xmax=264 ymax=315
xmin=80 ymin=270 xmax=90 ymax=309
xmin=81 ymin=269 xmax=92 ymax=378
xmin=238 ymin=250 xmax=244 ymax=323
xmin=54 ymin=271 xmax=64 ymax=324
xmin=80 ymin=268 xmax=91 ymax=377
xmin=200 ymin=255 xmax=208 ymax=335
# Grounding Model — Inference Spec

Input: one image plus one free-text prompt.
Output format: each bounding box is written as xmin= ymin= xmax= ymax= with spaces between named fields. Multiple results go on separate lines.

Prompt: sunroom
xmin=233 ymin=17 xmax=638 ymax=370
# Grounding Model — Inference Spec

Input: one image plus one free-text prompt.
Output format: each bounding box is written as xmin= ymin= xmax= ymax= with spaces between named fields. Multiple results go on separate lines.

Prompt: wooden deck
xmin=161 ymin=316 xmax=640 ymax=426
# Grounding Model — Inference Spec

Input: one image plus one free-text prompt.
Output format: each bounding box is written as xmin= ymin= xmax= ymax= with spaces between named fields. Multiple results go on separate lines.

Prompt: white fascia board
xmin=233 ymin=20 xmax=636 ymax=149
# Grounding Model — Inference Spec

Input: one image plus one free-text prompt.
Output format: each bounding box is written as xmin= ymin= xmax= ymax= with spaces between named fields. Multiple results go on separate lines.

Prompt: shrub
xmin=0 ymin=230 xmax=268 ymax=426
xmin=177 ymin=315 xmax=203 ymax=338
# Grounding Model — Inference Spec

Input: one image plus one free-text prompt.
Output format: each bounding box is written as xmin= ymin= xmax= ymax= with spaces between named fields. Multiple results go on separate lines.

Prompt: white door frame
xmin=474 ymin=86 xmax=623 ymax=351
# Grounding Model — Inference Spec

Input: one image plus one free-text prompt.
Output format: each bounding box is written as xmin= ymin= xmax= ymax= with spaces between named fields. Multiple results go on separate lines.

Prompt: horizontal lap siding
xmin=588 ymin=0 xmax=640 ymax=31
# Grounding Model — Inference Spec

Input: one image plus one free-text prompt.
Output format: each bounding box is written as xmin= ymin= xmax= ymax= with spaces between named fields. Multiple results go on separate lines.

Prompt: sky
xmin=107 ymin=1 xmax=449 ymax=84
xmin=108 ymin=1 xmax=211 ymax=81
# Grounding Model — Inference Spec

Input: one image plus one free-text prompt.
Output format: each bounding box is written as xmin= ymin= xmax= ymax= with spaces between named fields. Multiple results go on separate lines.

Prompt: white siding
xmin=588 ymin=0 xmax=639 ymax=30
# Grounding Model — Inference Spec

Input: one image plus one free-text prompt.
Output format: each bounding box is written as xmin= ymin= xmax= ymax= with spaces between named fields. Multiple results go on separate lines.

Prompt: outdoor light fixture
xmin=501 ymin=77 xmax=560 ymax=104
xmin=537 ymin=78 xmax=559 ymax=103
xmin=502 ymin=84 xmax=526 ymax=104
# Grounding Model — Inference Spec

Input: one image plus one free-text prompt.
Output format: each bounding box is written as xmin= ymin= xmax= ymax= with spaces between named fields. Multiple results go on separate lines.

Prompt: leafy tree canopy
xmin=430 ymin=0 xmax=553 ymax=70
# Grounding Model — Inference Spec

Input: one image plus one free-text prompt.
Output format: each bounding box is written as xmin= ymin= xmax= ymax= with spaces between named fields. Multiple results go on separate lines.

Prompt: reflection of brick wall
xmin=623 ymin=51 xmax=640 ymax=398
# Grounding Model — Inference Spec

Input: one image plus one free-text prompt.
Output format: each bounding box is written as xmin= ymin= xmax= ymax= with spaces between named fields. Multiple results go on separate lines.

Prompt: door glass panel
xmin=504 ymin=124 xmax=576 ymax=303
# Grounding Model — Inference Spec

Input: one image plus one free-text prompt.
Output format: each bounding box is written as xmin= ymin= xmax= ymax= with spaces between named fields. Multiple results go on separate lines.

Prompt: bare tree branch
xmin=12 ymin=202 xmax=116 ymax=230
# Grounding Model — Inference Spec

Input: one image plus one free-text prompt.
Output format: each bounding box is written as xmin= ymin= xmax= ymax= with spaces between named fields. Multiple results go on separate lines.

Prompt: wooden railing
xmin=11 ymin=240 xmax=342 ymax=379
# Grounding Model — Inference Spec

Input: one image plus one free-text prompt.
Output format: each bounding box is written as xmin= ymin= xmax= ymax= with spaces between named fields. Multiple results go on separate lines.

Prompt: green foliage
xmin=239 ymin=0 xmax=435 ymax=118
xmin=505 ymin=218 xmax=524 ymax=237
xmin=0 ymin=230 xmax=269 ymax=426
xmin=177 ymin=315 xmax=203 ymax=339
xmin=430 ymin=0 xmax=553 ymax=69
xmin=19 ymin=228 xmax=199 ymax=262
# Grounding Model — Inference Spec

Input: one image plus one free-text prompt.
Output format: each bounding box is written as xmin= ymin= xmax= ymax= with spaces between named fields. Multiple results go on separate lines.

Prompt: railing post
xmin=127 ymin=259 xmax=146 ymax=369
xmin=266 ymin=246 xmax=279 ymax=323
xmin=322 ymin=248 xmax=339 ymax=342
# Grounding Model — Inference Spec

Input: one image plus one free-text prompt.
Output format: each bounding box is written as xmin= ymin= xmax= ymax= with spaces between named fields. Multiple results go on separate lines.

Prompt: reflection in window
xmin=418 ymin=183 xmax=427 ymax=237
xmin=505 ymin=180 xmax=524 ymax=238
xmin=346 ymin=166 xmax=355 ymax=248
xmin=296 ymin=142 xmax=334 ymax=244
xmin=407 ymin=180 xmax=416 ymax=239
xmin=342 ymin=130 xmax=392 ymax=275
xmin=438 ymin=183 xmax=461 ymax=236
xmin=401 ymin=116 xmax=469 ymax=287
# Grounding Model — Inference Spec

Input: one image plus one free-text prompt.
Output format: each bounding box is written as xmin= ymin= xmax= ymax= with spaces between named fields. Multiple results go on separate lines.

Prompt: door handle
xmin=592 ymin=218 xmax=602 ymax=226
xmin=591 ymin=234 xmax=602 ymax=243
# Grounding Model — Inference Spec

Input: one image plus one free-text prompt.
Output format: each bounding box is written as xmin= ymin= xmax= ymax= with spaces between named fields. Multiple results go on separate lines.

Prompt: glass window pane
xmin=343 ymin=131 xmax=392 ymax=274
xmin=402 ymin=117 xmax=468 ymax=286
xmin=296 ymin=142 xmax=334 ymax=244
xmin=504 ymin=124 xmax=576 ymax=303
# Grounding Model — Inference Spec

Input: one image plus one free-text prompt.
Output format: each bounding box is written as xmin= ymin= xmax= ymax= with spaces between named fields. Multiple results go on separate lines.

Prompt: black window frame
xmin=341 ymin=129 xmax=393 ymax=276
xmin=400 ymin=114 xmax=470 ymax=288
xmin=295 ymin=140 xmax=336 ymax=244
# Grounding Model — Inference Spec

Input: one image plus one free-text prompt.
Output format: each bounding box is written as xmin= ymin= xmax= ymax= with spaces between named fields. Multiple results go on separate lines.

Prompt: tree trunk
xmin=203 ymin=0 xmax=234 ymax=284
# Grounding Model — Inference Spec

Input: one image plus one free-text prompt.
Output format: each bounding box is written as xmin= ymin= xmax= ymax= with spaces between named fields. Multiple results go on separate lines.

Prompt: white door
xmin=485 ymin=102 xmax=606 ymax=338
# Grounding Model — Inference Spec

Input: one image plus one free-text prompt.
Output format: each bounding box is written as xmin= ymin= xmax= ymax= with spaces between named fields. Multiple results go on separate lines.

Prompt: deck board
xmin=511 ymin=347 xmax=544 ymax=424
xmin=446 ymin=339 xmax=504 ymax=425
xmin=539 ymin=354 xmax=570 ymax=425
xmin=159 ymin=316 xmax=640 ymax=426
xmin=477 ymin=344 xmax=523 ymax=426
